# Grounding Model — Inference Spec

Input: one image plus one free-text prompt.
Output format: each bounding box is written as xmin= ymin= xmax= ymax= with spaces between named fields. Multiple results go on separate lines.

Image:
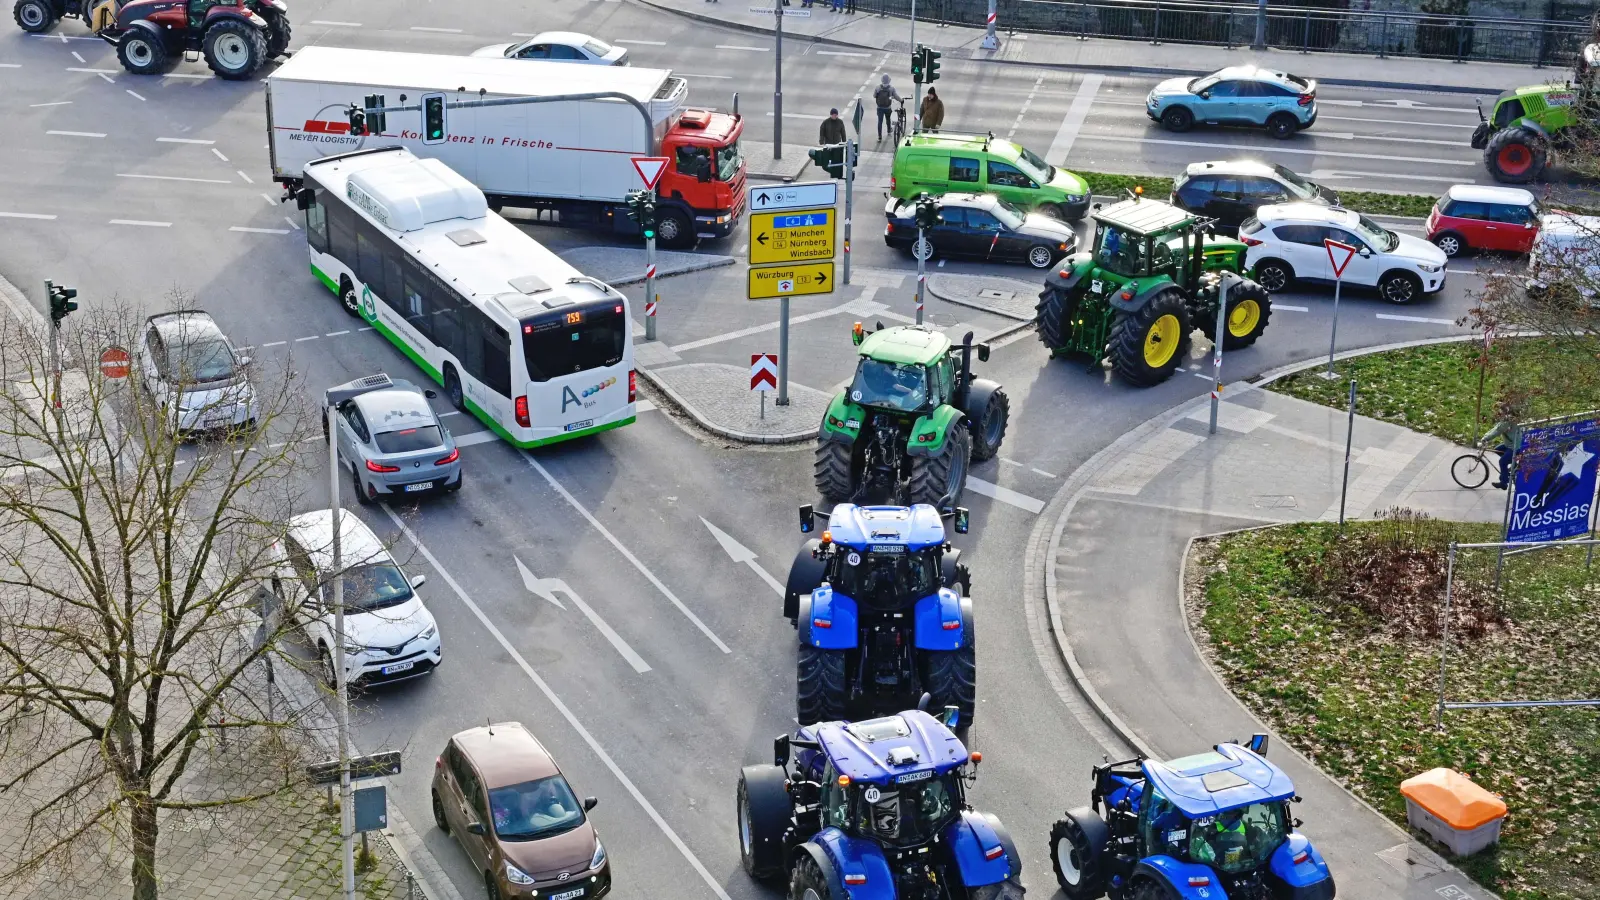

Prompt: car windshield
xmin=849 ymin=359 xmax=928 ymax=412
xmin=992 ymin=199 xmax=1026 ymax=229
xmin=856 ymin=773 xmax=959 ymax=848
xmin=374 ymin=425 xmax=444 ymax=454
xmin=716 ymin=140 xmax=742 ymax=181
xmin=582 ymin=39 xmax=613 ymax=56
xmin=1094 ymin=225 xmax=1147 ymax=276
xmin=1188 ymin=74 xmax=1220 ymax=93
xmin=1186 ymin=802 xmax=1286 ymax=875
xmin=489 ymin=776 xmax=586 ymax=841
xmin=341 ymin=563 xmax=414 ymax=612
xmin=1354 ymin=214 xmax=1399 ymax=251
xmin=1269 ymin=164 xmax=1316 ymax=197
xmin=1014 ymin=145 xmax=1053 ymax=184
xmin=172 ymin=337 xmax=236 ymax=384
xmin=830 ymin=549 xmax=941 ymax=609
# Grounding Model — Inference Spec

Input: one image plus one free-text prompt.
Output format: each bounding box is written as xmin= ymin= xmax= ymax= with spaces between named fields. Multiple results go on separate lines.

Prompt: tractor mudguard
xmin=913 ymin=587 xmax=965 ymax=651
xmin=958 ymin=378 xmax=1002 ymax=432
xmin=943 ymin=810 xmax=1012 ymax=888
xmin=819 ymin=393 xmax=864 ymax=445
xmin=793 ymin=841 xmax=849 ymax=900
xmin=811 ymin=830 xmax=896 ymax=900
xmin=1132 ymin=856 xmax=1225 ymax=900
xmin=906 ymin=404 xmax=964 ymax=458
xmin=1110 ymin=278 xmax=1175 ymax=314
xmin=784 ymin=539 xmax=825 ymax=622
xmin=979 ymin=812 xmax=1024 ymax=881
xmin=204 ymin=5 xmax=267 ymax=27
xmin=798 ymin=586 xmax=858 ymax=651
xmin=1049 ymin=252 xmax=1094 ymax=288
xmin=1470 ymin=120 xmax=1490 ymax=149
xmin=940 ymin=547 xmax=966 ymax=592
xmin=1267 ymin=834 xmax=1336 ymax=899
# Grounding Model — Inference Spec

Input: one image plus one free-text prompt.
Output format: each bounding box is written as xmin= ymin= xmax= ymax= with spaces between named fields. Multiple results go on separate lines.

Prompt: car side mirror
xmin=238 ymin=355 xmax=253 ymax=367
xmin=1200 ymin=91 xmax=1211 ymax=100
xmin=774 ymin=734 xmax=791 ymax=767
xmin=409 ymin=574 xmax=427 ymax=590
xmin=976 ymin=343 xmax=990 ymax=362
xmin=1247 ymin=733 xmax=1269 ymax=756
xmin=466 ymin=822 xmax=485 ymax=836
xmin=799 ymin=504 xmax=815 ymax=533
xmin=953 ymin=507 xmax=969 ymax=534
xmin=295 ymin=187 xmax=315 ymax=210
xmin=583 ymin=796 xmax=599 ymax=811
xmin=941 ymin=705 xmax=960 ymax=728
xmin=1359 ymin=247 xmax=1372 ymax=258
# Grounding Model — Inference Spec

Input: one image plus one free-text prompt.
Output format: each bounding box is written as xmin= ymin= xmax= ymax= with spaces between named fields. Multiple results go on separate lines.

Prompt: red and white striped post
xmin=981 ymin=0 xmax=1000 ymax=50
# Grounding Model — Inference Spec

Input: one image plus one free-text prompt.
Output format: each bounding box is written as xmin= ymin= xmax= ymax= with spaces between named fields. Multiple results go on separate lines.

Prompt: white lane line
xmin=817 ymin=50 xmax=871 ymax=57
xmin=359 ymin=326 xmax=374 ymax=332
xmin=47 ymin=130 xmax=105 ymax=137
xmin=30 ymin=33 xmax=99 ymax=41
xmin=522 ymin=454 xmax=732 ymax=654
xmin=1193 ymin=371 xmax=1213 ymax=379
xmin=1310 ymin=169 xmax=1470 ymax=185
xmin=453 ymin=430 xmax=498 ymax=448
xmin=229 ymin=226 xmax=290 ymax=234
xmin=1376 ymin=313 xmax=1457 ymax=325
xmin=260 ymin=192 xmax=275 ymax=206
xmin=108 ymin=219 xmax=171 ymax=227
xmin=158 ymin=136 xmax=215 ymax=145
xmin=29 ymin=101 xmax=71 ymax=107
xmin=1045 ymin=73 xmax=1103 ymax=164
xmin=283 ymin=216 xmax=301 ymax=230
xmin=1273 ymin=304 xmax=1311 ymax=312
xmin=310 ymin=19 xmax=362 ymax=25
xmin=964 ymin=476 xmax=1045 ymax=514
xmin=1031 ymin=467 xmax=1059 ymax=479
xmin=1318 ymin=114 xmax=1477 ymax=129
xmin=65 ymin=66 xmax=115 ymax=73
xmin=613 ymin=39 xmax=666 ymax=45
xmin=96 ymin=72 xmax=113 ymax=83
xmin=379 ymin=508 xmax=734 ymax=900
xmin=1083 ymin=135 xmax=1475 ymax=167
xmin=438 ymin=410 xmax=461 ymax=417
xmin=716 ymin=44 xmax=769 ymax=51
xmin=162 ymin=73 xmax=209 ymax=78
xmin=126 ymin=89 xmax=145 ymax=101
xmin=211 ymin=147 xmax=229 ymax=162
xmin=517 ymin=557 xmax=652 ymax=674
xmin=636 ymin=398 xmax=657 ymax=413
xmin=675 ymin=72 xmax=731 ymax=79
xmin=410 ymin=25 xmax=462 ymax=32
xmin=0 ymin=211 xmax=57 ymax=219
xmin=260 ymin=340 xmax=286 ymax=347
xmin=237 ymin=169 xmax=255 ymax=184
xmin=71 ymin=51 xmax=85 ymax=63
xmin=118 ymin=173 xmax=231 ymax=184
xmin=999 ymin=457 xmax=1023 ymax=467
xmin=325 ymin=329 xmax=350 ymax=336
xmin=0 ymin=63 xmax=19 ymax=68
xmin=292 ymin=334 xmax=319 ymax=342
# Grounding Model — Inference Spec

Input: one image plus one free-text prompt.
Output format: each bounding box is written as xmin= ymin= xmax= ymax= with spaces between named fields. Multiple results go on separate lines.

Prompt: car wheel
xmin=1160 ymin=106 xmax=1193 ymax=132
xmin=1267 ymin=112 xmax=1300 ymax=139
xmin=1379 ymin=270 xmax=1422 ymax=304
xmin=1253 ymin=259 xmax=1293 ymax=293
xmin=1027 ymin=245 xmax=1056 ymax=269
xmin=1432 ymin=231 xmax=1466 ymax=257
xmin=431 ymin=790 xmax=450 ymax=834
xmin=483 ymin=870 xmax=502 ymax=900
xmin=318 ymin=644 xmax=337 ymax=688
xmin=446 ymin=471 xmax=464 ymax=493
xmin=353 ymin=467 xmax=374 ymax=506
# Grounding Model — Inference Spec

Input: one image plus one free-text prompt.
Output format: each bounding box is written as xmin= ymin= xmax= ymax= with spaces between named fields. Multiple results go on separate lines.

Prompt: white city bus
xmin=298 ymin=147 xmax=635 ymax=448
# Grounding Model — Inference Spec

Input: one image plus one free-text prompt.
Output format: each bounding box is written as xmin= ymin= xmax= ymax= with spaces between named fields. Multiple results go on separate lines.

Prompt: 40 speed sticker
xmin=864 ymin=787 xmax=881 ymax=802
xmin=847 ymin=552 xmax=861 ymax=566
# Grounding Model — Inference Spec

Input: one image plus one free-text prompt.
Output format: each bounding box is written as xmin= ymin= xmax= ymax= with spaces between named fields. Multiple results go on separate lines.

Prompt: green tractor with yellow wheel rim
xmin=1036 ymin=194 xmax=1272 ymax=387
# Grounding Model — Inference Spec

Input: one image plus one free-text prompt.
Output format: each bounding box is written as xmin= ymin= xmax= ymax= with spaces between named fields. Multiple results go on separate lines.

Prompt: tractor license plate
xmin=551 ymin=890 xmax=584 ymax=900
xmin=565 ymin=419 xmax=594 ymax=433
xmin=1090 ymin=279 xmax=1105 ymax=294
xmin=895 ymin=770 xmax=933 ymax=784
xmin=869 ymin=544 xmax=906 ymax=554
xmin=403 ymin=482 xmax=433 ymax=493
xmin=381 ymin=662 xmax=414 ymax=675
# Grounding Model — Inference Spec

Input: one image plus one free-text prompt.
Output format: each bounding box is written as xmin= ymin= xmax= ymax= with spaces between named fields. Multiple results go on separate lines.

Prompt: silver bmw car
xmin=325 ymin=376 xmax=462 ymax=504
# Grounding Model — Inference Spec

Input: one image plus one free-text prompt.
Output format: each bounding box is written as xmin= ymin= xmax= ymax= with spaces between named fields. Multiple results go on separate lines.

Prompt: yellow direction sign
xmin=750 ymin=208 xmax=836 ymax=265
xmin=748 ymin=262 xmax=835 ymax=299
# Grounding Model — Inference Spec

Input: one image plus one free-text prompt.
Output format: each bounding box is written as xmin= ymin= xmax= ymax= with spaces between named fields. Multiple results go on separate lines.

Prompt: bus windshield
xmin=521 ymin=303 xmax=628 ymax=382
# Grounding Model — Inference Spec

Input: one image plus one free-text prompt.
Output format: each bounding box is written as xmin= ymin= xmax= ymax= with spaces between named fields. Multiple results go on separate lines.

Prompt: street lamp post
xmin=326 ymin=402 xmax=353 ymax=900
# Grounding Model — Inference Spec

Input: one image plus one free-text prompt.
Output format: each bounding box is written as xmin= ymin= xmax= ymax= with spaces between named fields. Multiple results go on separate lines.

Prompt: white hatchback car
xmin=138 ymin=311 xmax=257 ymax=433
xmin=1527 ymin=212 xmax=1600 ymax=302
xmin=471 ymin=32 xmax=628 ymax=66
xmin=274 ymin=510 xmax=442 ymax=688
xmin=1241 ymin=203 xmax=1447 ymax=304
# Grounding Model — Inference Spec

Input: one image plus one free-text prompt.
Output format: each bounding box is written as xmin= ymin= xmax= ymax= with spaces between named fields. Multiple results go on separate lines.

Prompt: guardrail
xmin=857 ymin=0 xmax=1593 ymax=67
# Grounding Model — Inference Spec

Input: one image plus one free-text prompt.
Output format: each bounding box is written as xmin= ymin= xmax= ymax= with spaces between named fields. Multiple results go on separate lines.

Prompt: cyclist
xmin=1480 ymin=398 xmax=1526 ymax=490
xmin=874 ymin=75 xmax=901 ymax=142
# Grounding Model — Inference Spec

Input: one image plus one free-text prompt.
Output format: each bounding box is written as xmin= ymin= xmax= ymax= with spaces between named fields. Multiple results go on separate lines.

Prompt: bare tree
xmin=0 ymin=296 xmax=323 ymax=900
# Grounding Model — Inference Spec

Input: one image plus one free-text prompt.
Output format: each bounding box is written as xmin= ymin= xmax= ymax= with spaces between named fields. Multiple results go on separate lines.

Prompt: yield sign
xmin=751 ymin=353 xmax=778 ymax=392
xmin=631 ymin=156 xmax=670 ymax=190
xmin=1324 ymin=238 xmax=1358 ymax=279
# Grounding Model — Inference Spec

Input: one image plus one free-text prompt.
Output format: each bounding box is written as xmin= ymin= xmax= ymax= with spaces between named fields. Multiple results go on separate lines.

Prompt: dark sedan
xmin=1170 ymin=159 xmax=1337 ymax=232
xmin=884 ymin=192 xmax=1077 ymax=269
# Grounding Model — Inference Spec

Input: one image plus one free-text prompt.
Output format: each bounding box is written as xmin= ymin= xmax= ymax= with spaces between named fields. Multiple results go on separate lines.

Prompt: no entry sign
xmin=99 ymin=346 xmax=131 ymax=379
xmin=750 ymin=354 xmax=778 ymax=392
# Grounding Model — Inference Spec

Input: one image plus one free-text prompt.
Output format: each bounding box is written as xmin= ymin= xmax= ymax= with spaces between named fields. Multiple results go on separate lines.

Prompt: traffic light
xmin=45 ymin=280 xmax=77 ymax=325
xmin=911 ymin=44 xmax=925 ymax=84
xmin=422 ymin=94 xmax=446 ymax=145
xmin=924 ymin=47 xmax=942 ymax=83
xmin=347 ymin=105 xmax=366 ymax=137
xmin=808 ymin=142 xmax=846 ymax=179
xmin=364 ymin=94 xmax=387 ymax=135
xmin=625 ymin=190 xmax=658 ymax=241
xmin=914 ymin=193 xmax=939 ymax=230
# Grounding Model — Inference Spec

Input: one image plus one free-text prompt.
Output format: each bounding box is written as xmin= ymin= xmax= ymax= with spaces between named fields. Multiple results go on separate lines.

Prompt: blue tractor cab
xmin=1050 ymin=735 xmax=1335 ymax=900
xmin=784 ymin=503 xmax=975 ymax=726
xmin=737 ymin=707 xmax=1024 ymax=900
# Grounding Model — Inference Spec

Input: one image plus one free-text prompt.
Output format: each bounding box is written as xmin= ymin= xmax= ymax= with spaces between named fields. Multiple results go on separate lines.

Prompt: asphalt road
xmin=0 ymin=3 xmax=1501 ymax=899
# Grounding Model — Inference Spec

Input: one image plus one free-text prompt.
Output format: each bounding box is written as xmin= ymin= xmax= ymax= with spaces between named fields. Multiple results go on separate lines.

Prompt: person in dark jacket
xmin=919 ymin=88 xmax=945 ymax=132
xmin=819 ymin=108 xmax=848 ymax=145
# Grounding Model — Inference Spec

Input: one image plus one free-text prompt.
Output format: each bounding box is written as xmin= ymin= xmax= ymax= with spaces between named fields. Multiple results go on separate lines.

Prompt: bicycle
xmin=1451 ymin=444 xmax=1501 ymax=489
xmin=891 ymin=98 xmax=907 ymax=146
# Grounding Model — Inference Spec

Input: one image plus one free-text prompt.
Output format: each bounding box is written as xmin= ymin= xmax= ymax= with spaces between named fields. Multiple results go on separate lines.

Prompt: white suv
xmin=273 ymin=510 xmax=441 ymax=687
xmin=1241 ymin=203 xmax=1447 ymax=304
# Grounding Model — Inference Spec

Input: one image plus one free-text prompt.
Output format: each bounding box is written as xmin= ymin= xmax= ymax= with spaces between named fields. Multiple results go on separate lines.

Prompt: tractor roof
xmin=858 ymin=326 xmax=951 ymax=366
xmin=1142 ymin=743 xmax=1296 ymax=818
xmin=1092 ymin=197 xmax=1196 ymax=236
xmin=812 ymin=711 xmax=969 ymax=785
xmin=825 ymin=504 xmax=946 ymax=551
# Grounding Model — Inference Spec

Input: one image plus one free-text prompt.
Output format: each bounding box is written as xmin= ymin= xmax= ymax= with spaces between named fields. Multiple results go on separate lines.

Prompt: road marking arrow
xmin=699 ymin=517 xmax=786 ymax=597
xmin=514 ymin=555 xmax=650 ymax=673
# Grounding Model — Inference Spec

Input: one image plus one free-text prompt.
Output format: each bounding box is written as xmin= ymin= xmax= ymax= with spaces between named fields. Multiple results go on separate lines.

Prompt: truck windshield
xmin=716 ymin=141 xmax=742 ymax=181
xmin=849 ymin=359 xmax=927 ymax=412
xmin=521 ymin=303 xmax=627 ymax=382
xmin=1094 ymin=225 xmax=1147 ymax=277
xmin=856 ymin=773 xmax=959 ymax=848
xmin=1187 ymin=803 xmax=1286 ymax=875
xmin=831 ymin=549 xmax=940 ymax=608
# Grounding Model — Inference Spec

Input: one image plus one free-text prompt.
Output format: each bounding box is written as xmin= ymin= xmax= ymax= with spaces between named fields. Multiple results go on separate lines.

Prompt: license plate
xmin=381 ymin=661 xmax=414 ymax=675
xmin=551 ymin=890 xmax=584 ymax=900
xmin=564 ymin=419 xmax=594 ymax=433
xmin=403 ymin=482 xmax=433 ymax=493
xmin=869 ymin=544 xmax=907 ymax=554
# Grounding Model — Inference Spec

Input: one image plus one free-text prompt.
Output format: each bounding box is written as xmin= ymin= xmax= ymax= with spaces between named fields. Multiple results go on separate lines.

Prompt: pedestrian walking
xmin=846 ymin=0 xmax=856 ymax=10
xmin=919 ymin=87 xmax=945 ymax=132
xmin=873 ymin=75 xmax=900 ymax=141
xmin=830 ymin=0 xmax=843 ymax=10
xmin=819 ymin=108 xmax=847 ymax=145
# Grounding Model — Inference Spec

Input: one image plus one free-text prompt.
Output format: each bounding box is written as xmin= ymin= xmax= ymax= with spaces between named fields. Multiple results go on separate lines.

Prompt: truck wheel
xmin=338 ymin=278 xmax=361 ymax=317
xmin=1035 ymin=286 xmax=1073 ymax=353
xmin=117 ymin=29 xmax=167 ymax=75
xmin=655 ymin=208 xmax=695 ymax=249
xmin=789 ymin=854 xmax=834 ymax=900
xmin=1484 ymin=128 xmax=1546 ymax=184
xmin=738 ymin=765 xmax=791 ymax=881
xmin=264 ymin=12 xmax=291 ymax=57
xmin=1051 ymin=807 xmax=1110 ymax=899
xmin=203 ymin=18 xmax=267 ymax=80
xmin=813 ymin=438 xmax=854 ymax=502
xmin=1199 ymin=279 xmax=1271 ymax=350
xmin=908 ymin=424 xmax=970 ymax=509
xmin=967 ymin=387 xmax=1009 ymax=462
xmin=14 ymin=0 xmax=56 ymax=32
xmin=922 ymin=614 xmax=975 ymax=726
xmin=1109 ymin=289 xmax=1190 ymax=387
xmin=796 ymin=644 xmax=848 ymax=725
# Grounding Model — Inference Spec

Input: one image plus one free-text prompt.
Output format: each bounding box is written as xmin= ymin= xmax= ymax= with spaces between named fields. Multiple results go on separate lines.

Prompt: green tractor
xmin=1035 ymin=195 xmax=1272 ymax=387
xmin=1471 ymin=83 xmax=1594 ymax=184
xmin=815 ymin=326 xmax=1009 ymax=510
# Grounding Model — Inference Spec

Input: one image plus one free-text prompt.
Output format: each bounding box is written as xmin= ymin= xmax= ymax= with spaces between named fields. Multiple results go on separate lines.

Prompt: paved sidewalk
xmin=1039 ymin=367 xmax=1504 ymax=899
xmin=638 ymin=0 xmax=1558 ymax=93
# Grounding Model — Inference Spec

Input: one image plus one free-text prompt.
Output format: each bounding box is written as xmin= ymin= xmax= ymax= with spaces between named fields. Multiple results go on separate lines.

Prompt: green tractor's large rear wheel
xmin=813 ymin=438 xmax=854 ymax=502
xmin=908 ymin=424 xmax=970 ymax=509
xmin=1197 ymin=279 xmax=1272 ymax=351
xmin=1484 ymin=127 xmax=1547 ymax=184
xmin=1035 ymin=286 xmax=1072 ymax=353
xmin=1109 ymin=289 xmax=1190 ymax=387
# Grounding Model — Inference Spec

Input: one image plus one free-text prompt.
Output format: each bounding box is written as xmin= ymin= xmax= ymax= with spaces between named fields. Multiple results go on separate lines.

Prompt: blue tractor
xmin=784 ymin=503 xmax=975 ymax=727
xmin=737 ymin=707 xmax=1025 ymax=900
xmin=1048 ymin=736 xmax=1336 ymax=900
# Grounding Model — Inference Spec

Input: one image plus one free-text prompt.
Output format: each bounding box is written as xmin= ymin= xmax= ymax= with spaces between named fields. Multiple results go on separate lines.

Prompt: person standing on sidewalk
xmin=873 ymin=75 xmax=900 ymax=141
xmin=919 ymin=88 xmax=945 ymax=132
xmin=819 ymin=107 xmax=847 ymax=145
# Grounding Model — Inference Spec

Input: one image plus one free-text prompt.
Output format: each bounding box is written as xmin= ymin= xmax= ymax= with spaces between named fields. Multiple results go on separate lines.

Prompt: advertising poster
xmin=1507 ymin=415 xmax=1600 ymax=543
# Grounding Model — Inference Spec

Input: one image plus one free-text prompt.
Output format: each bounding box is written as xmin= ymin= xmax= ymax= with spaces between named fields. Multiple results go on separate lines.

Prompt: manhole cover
xmin=977 ymin=289 xmax=1015 ymax=301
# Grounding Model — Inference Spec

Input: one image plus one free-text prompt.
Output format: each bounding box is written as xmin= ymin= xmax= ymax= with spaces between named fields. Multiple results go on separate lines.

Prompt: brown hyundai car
xmin=432 ymin=722 xmax=611 ymax=900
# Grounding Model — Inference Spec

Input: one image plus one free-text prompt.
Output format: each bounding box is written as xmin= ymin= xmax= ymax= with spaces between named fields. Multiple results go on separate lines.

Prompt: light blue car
xmin=1145 ymin=66 xmax=1318 ymax=139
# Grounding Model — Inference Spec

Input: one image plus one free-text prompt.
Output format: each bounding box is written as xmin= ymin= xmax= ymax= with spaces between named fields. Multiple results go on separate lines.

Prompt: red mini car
xmin=1426 ymin=185 xmax=1542 ymax=257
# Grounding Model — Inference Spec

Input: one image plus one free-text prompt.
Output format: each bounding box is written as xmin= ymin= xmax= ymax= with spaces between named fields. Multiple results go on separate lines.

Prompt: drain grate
xmin=977 ymin=289 xmax=1016 ymax=302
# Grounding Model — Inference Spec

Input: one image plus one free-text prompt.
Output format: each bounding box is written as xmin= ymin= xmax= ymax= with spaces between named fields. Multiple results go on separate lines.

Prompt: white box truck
xmin=266 ymin=46 xmax=746 ymax=248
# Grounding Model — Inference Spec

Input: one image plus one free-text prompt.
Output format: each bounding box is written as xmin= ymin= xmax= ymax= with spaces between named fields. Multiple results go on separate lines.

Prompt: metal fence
xmin=857 ymin=0 xmax=1594 ymax=66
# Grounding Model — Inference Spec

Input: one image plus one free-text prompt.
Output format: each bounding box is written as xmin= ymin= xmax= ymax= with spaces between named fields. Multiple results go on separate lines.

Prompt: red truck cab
xmin=658 ymin=108 xmax=746 ymax=242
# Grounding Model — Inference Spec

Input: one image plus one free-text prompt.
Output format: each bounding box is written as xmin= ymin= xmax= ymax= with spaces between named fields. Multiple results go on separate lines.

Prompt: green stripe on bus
xmin=311 ymin=262 xmax=339 ymax=295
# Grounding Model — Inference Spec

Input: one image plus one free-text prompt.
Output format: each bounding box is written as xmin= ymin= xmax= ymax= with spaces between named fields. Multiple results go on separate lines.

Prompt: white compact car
xmin=275 ymin=510 xmax=441 ymax=687
xmin=138 ymin=311 xmax=257 ymax=433
xmin=1241 ymin=203 xmax=1447 ymax=304
xmin=1527 ymin=212 xmax=1600 ymax=302
xmin=471 ymin=32 xmax=628 ymax=66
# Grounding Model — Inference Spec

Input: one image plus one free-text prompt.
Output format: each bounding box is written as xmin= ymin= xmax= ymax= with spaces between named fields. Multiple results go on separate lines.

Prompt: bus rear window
xmin=522 ymin=305 xmax=627 ymax=382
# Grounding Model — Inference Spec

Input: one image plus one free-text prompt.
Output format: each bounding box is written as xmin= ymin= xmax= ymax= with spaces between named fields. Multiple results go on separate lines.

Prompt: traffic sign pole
xmin=915 ymin=225 xmax=926 ymax=324
xmin=1209 ymin=271 xmax=1239 ymax=435
xmin=843 ymin=135 xmax=855 ymax=286
xmin=773 ymin=4 xmax=783 ymax=161
xmin=645 ymin=195 xmax=657 ymax=342
xmin=1323 ymin=275 xmax=1343 ymax=380
xmin=1320 ymin=239 xmax=1357 ymax=380
xmin=777 ymin=297 xmax=790 ymax=406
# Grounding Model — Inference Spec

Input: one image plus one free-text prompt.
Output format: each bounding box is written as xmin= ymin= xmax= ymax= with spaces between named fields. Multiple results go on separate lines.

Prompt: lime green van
xmin=890 ymin=132 xmax=1091 ymax=220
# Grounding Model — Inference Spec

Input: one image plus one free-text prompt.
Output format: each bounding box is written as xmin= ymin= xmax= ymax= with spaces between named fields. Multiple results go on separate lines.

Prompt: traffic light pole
xmin=773 ymin=4 xmax=784 ymax=161
xmin=915 ymin=225 xmax=926 ymax=325
xmin=843 ymin=140 xmax=855 ymax=286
